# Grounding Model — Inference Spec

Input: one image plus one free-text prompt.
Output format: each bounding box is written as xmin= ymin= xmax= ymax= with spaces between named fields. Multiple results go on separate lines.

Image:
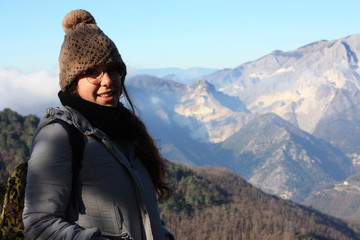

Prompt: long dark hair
xmin=122 ymin=83 xmax=172 ymax=200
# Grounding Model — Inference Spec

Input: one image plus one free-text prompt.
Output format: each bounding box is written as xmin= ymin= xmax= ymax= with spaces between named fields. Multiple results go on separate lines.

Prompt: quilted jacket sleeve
xmin=22 ymin=123 xmax=108 ymax=240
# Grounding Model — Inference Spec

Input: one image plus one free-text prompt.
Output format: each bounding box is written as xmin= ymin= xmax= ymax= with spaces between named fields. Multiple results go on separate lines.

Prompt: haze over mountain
xmin=127 ymin=67 xmax=218 ymax=84
xmin=127 ymin=76 xmax=353 ymax=202
xmin=125 ymin=34 xmax=360 ymax=203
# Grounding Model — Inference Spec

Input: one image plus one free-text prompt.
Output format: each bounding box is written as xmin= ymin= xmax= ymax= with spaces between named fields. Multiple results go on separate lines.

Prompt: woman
xmin=22 ymin=9 xmax=173 ymax=240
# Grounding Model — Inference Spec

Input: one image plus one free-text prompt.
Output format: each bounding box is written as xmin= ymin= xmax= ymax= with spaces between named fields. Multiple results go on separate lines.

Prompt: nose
xmin=100 ymin=72 xmax=112 ymax=86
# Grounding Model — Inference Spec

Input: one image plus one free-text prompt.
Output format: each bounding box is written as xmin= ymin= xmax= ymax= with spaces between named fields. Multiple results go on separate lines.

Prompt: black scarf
xmin=58 ymin=91 xmax=137 ymax=141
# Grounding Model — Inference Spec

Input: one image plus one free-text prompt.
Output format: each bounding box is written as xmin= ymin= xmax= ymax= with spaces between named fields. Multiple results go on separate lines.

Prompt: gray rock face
xmin=126 ymin=34 xmax=360 ymax=201
xmin=205 ymin=34 xmax=360 ymax=157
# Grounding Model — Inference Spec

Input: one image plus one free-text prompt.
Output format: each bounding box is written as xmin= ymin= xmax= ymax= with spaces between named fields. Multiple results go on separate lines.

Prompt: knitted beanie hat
xmin=59 ymin=9 xmax=126 ymax=91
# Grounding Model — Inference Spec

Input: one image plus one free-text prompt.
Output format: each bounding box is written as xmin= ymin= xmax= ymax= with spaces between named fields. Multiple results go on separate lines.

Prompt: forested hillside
xmin=159 ymin=162 xmax=360 ymax=240
xmin=0 ymin=108 xmax=39 ymax=179
xmin=2 ymin=108 xmax=360 ymax=239
xmin=0 ymin=108 xmax=39 ymax=206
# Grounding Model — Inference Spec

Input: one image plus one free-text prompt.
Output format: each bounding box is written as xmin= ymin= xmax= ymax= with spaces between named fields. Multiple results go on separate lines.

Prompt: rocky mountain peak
xmin=119 ymin=34 xmax=360 ymax=203
xmin=205 ymin=34 xmax=360 ymax=156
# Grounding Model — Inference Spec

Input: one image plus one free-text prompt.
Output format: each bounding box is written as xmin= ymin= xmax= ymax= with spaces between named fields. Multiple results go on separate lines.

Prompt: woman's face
xmin=76 ymin=68 xmax=122 ymax=107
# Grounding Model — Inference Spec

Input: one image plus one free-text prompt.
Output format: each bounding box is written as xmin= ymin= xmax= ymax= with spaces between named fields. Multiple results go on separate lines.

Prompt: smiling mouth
xmin=98 ymin=92 xmax=113 ymax=97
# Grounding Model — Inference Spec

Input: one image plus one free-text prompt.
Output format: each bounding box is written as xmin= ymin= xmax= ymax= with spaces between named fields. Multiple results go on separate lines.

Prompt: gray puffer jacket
xmin=22 ymin=106 xmax=173 ymax=240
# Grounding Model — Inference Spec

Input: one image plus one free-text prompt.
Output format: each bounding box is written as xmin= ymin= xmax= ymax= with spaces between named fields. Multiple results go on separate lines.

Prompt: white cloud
xmin=0 ymin=68 xmax=60 ymax=116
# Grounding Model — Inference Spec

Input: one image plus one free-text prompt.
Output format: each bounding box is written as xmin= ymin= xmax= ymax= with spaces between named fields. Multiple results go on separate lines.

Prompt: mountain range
xmin=204 ymin=34 xmax=360 ymax=156
xmin=125 ymin=34 xmax=360 ymax=206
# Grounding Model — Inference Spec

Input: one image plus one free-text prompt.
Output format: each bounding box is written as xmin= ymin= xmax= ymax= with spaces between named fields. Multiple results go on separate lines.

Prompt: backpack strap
xmin=48 ymin=118 xmax=84 ymax=180
xmin=47 ymin=118 xmax=85 ymax=209
xmin=42 ymin=106 xmax=86 ymax=189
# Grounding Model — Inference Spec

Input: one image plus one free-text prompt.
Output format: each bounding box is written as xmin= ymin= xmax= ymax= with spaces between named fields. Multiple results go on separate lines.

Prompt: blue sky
xmin=1 ymin=0 xmax=360 ymax=72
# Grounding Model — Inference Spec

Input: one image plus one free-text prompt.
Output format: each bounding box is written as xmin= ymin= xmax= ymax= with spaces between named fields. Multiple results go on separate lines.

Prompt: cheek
xmin=76 ymin=80 xmax=96 ymax=100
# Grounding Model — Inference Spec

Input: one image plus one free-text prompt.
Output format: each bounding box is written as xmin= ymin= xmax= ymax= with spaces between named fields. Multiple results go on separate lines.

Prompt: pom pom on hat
xmin=59 ymin=9 xmax=126 ymax=91
xmin=62 ymin=9 xmax=96 ymax=33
